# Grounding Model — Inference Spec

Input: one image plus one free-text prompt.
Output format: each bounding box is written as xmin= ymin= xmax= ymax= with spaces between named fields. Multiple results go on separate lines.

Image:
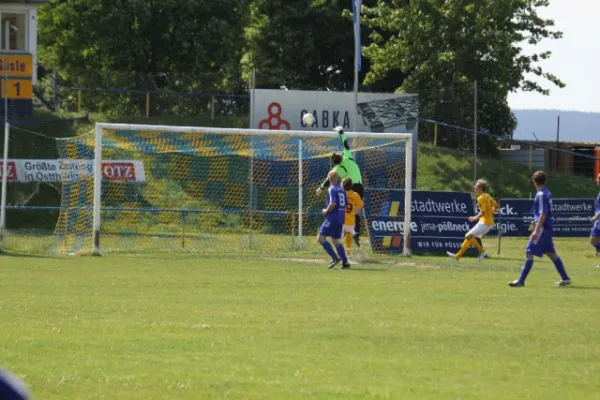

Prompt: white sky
xmin=507 ymin=0 xmax=600 ymax=112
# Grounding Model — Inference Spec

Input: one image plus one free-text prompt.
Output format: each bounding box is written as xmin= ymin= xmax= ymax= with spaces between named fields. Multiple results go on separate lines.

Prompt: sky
xmin=507 ymin=0 xmax=600 ymax=112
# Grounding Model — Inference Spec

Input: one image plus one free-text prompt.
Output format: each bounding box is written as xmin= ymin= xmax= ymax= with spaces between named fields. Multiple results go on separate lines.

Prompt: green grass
xmin=418 ymin=143 xmax=597 ymax=198
xmin=2 ymin=238 xmax=600 ymax=399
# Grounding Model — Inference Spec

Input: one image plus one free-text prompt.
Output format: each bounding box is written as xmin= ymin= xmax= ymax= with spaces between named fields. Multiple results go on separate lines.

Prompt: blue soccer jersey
xmin=593 ymin=192 xmax=600 ymax=236
xmin=319 ymin=184 xmax=347 ymax=240
xmin=532 ymin=188 xmax=553 ymax=231
xmin=326 ymin=184 xmax=347 ymax=223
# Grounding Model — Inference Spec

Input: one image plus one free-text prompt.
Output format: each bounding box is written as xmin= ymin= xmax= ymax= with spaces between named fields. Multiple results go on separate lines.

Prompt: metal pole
xmin=250 ymin=68 xmax=256 ymax=129
xmin=297 ymin=138 xmax=303 ymax=250
xmin=497 ymin=200 xmax=502 ymax=255
xmin=146 ymin=92 xmax=150 ymax=118
xmin=248 ymin=152 xmax=254 ymax=250
xmin=555 ymin=115 xmax=560 ymax=171
xmin=353 ymin=0 xmax=360 ymax=132
xmin=92 ymin=124 xmax=103 ymax=255
xmin=0 ymin=55 xmax=9 ymax=250
xmin=473 ymin=80 xmax=478 ymax=183
xmin=248 ymin=69 xmax=256 ymax=247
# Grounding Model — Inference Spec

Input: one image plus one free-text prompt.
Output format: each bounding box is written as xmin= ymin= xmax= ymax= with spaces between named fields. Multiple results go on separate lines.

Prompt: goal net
xmin=50 ymin=124 xmax=412 ymax=255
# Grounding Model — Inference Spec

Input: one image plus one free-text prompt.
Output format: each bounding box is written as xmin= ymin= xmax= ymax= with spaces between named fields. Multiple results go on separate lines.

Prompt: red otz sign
xmin=101 ymin=162 xmax=136 ymax=181
xmin=0 ymin=161 xmax=17 ymax=180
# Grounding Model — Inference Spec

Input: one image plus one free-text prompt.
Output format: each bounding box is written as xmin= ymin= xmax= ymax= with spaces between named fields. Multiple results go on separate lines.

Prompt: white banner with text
xmin=0 ymin=159 xmax=146 ymax=183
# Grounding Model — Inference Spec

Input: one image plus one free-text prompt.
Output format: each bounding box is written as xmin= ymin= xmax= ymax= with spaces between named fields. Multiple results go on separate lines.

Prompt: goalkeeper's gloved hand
xmin=316 ymin=187 xmax=324 ymax=195
xmin=333 ymin=126 xmax=344 ymax=133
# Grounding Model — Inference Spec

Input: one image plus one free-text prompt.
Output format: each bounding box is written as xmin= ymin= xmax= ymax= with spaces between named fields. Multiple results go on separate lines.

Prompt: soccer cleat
xmin=352 ymin=234 xmax=361 ymax=247
xmin=556 ymin=279 xmax=571 ymax=287
xmin=508 ymin=280 xmax=524 ymax=287
xmin=476 ymin=251 xmax=488 ymax=261
xmin=328 ymin=259 xmax=341 ymax=269
xmin=341 ymin=263 xmax=351 ymax=269
xmin=446 ymin=251 xmax=458 ymax=261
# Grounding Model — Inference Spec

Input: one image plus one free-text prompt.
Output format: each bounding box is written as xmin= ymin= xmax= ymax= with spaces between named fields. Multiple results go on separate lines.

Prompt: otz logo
xmin=259 ymin=102 xmax=290 ymax=130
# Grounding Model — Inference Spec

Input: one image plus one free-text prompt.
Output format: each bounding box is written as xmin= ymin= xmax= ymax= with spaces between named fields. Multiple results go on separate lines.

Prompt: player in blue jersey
xmin=318 ymin=170 xmax=350 ymax=269
xmin=509 ymin=171 xmax=571 ymax=287
xmin=590 ymin=173 xmax=600 ymax=267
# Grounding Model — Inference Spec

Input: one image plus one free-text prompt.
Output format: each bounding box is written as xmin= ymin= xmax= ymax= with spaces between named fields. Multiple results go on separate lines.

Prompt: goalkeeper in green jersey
xmin=317 ymin=126 xmax=364 ymax=245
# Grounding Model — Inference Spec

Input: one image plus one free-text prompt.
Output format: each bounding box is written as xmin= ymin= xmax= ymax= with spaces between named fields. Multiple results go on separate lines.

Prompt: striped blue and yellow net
xmin=52 ymin=128 xmax=406 ymax=254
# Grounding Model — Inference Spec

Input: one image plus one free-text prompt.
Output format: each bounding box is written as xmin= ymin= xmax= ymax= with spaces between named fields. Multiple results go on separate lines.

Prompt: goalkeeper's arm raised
xmin=334 ymin=126 xmax=352 ymax=159
xmin=318 ymin=127 xmax=353 ymax=193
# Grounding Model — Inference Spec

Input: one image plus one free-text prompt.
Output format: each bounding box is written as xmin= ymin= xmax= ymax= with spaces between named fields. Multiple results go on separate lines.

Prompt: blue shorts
xmin=526 ymin=229 xmax=556 ymax=257
xmin=319 ymin=219 xmax=343 ymax=240
xmin=592 ymin=222 xmax=600 ymax=238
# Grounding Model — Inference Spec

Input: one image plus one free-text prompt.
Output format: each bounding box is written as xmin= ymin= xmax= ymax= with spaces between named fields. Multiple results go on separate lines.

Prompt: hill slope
xmin=417 ymin=143 xmax=597 ymax=198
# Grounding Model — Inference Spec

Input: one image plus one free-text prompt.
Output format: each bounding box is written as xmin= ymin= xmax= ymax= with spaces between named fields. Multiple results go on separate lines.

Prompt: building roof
xmin=513 ymin=109 xmax=600 ymax=144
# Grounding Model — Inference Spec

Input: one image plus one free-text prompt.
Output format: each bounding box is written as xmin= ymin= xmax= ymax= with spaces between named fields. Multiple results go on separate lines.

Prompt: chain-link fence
xmin=34 ymin=70 xmax=251 ymax=127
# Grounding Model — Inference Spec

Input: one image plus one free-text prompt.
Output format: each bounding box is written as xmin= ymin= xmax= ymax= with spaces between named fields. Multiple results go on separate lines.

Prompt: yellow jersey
xmin=477 ymin=192 xmax=498 ymax=226
xmin=344 ymin=190 xmax=364 ymax=225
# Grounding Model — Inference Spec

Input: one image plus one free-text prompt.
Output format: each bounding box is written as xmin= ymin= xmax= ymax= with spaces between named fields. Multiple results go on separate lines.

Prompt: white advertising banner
xmin=0 ymin=160 xmax=146 ymax=183
xmin=251 ymin=89 xmax=418 ymax=134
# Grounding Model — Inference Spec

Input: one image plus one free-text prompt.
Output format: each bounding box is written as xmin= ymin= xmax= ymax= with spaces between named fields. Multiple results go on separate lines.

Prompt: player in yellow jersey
xmin=447 ymin=179 xmax=498 ymax=261
xmin=341 ymin=178 xmax=364 ymax=256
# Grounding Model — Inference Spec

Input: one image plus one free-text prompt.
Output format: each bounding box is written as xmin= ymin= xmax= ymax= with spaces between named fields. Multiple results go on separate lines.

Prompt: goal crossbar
xmin=96 ymin=123 xmax=414 ymax=140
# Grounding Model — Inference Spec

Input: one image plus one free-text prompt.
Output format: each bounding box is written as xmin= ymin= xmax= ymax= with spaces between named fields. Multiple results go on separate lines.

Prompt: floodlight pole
xmin=353 ymin=0 xmax=360 ymax=132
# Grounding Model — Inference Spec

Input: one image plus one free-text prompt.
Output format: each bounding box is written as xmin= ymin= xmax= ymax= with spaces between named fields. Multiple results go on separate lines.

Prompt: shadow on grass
xmin=0 ymin=252 xmax=54 ymax=259
xmin=344 ymin=267 xmax=389 ymax=272
xmin=566 ymin=286 xmax=600 ymax=290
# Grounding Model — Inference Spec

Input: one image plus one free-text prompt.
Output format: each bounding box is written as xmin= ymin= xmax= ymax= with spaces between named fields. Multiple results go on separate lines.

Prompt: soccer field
xmin=1 ymin=238 xmax=600 ymax=399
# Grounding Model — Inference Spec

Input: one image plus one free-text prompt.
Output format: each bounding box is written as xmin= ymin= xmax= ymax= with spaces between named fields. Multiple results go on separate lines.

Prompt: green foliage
xmin=38 ymin=0 xmax=249 ymax=115
xmin=362 ymin=0 xmax=564 ymax=154
xmin=242 ymin=0 xmax=358 ymax=90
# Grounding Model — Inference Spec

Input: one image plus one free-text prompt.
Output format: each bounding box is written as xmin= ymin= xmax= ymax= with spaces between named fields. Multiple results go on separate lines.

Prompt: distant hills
xmin=512 ymin=109 xmax=600 ymax=143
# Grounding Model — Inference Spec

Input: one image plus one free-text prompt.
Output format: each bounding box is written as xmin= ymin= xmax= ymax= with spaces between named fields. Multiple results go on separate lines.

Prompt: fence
xmin=422 ymin=117 xmax=599 ymax=180
xmin=34 ymin=71 xmax=251 ymax=127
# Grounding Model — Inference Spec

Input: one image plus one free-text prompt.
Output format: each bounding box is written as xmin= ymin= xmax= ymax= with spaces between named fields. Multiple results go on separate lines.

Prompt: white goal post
xmin=92 ymin=123 xmax=413 ymax=256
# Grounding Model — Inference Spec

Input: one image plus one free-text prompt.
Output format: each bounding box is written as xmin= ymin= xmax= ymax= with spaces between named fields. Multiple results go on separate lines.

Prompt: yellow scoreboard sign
xmin=0 ymin=53 xmax=33 ymax=100
xmin=1 ymin=79 xmax=33 ymax=99
xmin=0 ymin=54 xmax=33 ymax=78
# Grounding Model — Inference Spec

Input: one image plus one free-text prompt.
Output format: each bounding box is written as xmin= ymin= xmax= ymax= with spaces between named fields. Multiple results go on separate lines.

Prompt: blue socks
xmin=518 ymin=259 xmax=534 ymax=284
xmin=320 ymin=241 xmax=350 ymax=265
xmin=336 ymin=244 xmax=349 ymax=265
xmin=321 ymin=241 xmax=338 ymax=261
xmin=552 ymin=257 xmax=569 ymax=281
xmin=595 ymin=243 xmax=600 ymax=253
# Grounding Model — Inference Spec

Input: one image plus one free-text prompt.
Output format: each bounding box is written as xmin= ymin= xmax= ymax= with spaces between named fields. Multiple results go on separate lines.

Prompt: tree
xmin=362 ymin=0 xmax=565 ymax=153
xmin=242 ymin=0 xmax=364 ymax=90
xmin=38 ymin=0 xmax=249 ymax=114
